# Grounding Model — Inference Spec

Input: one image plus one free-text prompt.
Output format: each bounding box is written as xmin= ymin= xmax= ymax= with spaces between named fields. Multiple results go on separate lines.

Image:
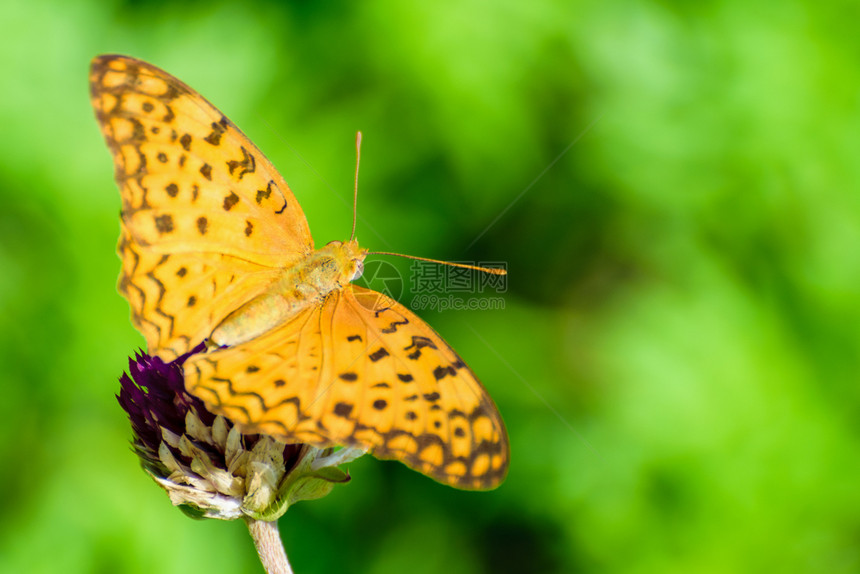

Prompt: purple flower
xmin=117 ymin=345 xmax=362 ymax=521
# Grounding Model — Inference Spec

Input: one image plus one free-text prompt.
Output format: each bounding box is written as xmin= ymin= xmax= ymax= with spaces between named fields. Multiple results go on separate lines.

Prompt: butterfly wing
xmin=90 ymin=55 xmax=314 ymax=359
xmin=184 ymin=285 xmax=509 ymax=490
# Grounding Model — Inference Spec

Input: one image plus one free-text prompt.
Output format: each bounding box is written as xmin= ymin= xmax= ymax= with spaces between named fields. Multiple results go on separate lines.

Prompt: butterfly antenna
xmin=350 ymin=131 xmax=361 ymax=242
xmin=367 ymin=251 xmax=507 ymax=275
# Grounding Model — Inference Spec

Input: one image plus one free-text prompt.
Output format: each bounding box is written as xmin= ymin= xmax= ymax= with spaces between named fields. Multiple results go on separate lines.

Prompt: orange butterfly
xmin=90 ymin=55 xmax=508 ymax=489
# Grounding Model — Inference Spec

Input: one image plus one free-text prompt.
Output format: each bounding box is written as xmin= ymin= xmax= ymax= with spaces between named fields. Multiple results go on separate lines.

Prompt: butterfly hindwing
xmin=184 ymin=285 xmax=509 ymax=490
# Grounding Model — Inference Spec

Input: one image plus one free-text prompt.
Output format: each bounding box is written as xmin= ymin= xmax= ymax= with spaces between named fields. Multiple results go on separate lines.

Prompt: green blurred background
xmin=1 ymin=0 xmax=859 ymax=572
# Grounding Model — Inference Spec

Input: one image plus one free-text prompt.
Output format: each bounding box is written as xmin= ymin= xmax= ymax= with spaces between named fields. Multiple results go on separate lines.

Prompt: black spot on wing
xmin=405 ymin=335 xmax=437 ymax=360
xmin=334 ymin=402 xmax=353 ymax=417
xmin=223 ymin=192 xmax=239 ymax=211
xmin=381 ymin=319 xmax=409 ymax=334
xmin=433 ymin=365 xmax=457 ymax=380
xmin=154 ymin=214 xmax=174 ymax=234
xmin=162 ymin=104 xmax=175 ymax=123
xmin=407 ymin=336 xmax=437 ymax=350
xmin=227 ymin=146 xmax=256 ymax=180
xmin=204 ymin=118 xmax=227 ymax=146
xmin=369 ymin=347 xmax=390 ymax=362
xmin=256 ymin=183 xmax=272 ymax=205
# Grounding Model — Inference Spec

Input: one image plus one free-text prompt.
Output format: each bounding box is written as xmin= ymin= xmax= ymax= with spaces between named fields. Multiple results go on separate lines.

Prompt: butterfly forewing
xmin=90 ymin=55 xmax=313 ymax=358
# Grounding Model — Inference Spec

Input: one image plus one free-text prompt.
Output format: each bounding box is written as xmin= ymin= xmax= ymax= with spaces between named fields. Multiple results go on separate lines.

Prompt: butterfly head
xmin=324 ymin=238 xmax=368 ymax=283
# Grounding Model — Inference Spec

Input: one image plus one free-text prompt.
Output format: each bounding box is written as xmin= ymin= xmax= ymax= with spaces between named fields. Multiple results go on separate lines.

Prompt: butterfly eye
xmin=327 ymin=240 xmax=343 ymax=247
xmin=350 ymin=259 xmax=364 ymax=281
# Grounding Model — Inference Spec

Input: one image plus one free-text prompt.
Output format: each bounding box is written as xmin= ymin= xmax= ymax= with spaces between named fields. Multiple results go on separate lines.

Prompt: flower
xmin=117 ymin=345 xmax=363 ymax=521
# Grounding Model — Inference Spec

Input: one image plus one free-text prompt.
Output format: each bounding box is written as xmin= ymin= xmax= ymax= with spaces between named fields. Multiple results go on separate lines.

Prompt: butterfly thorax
xmin=208 ymin=239 xmax=367 ymax=349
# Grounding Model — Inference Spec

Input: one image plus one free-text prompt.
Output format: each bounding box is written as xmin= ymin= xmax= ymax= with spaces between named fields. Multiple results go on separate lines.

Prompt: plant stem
xmin=245 ymin=518 xmax=293 ymax=574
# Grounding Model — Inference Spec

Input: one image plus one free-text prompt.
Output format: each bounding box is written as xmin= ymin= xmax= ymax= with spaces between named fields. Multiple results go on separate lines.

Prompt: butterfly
xmin=90 ymin=55 xmax=508 ymax=490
